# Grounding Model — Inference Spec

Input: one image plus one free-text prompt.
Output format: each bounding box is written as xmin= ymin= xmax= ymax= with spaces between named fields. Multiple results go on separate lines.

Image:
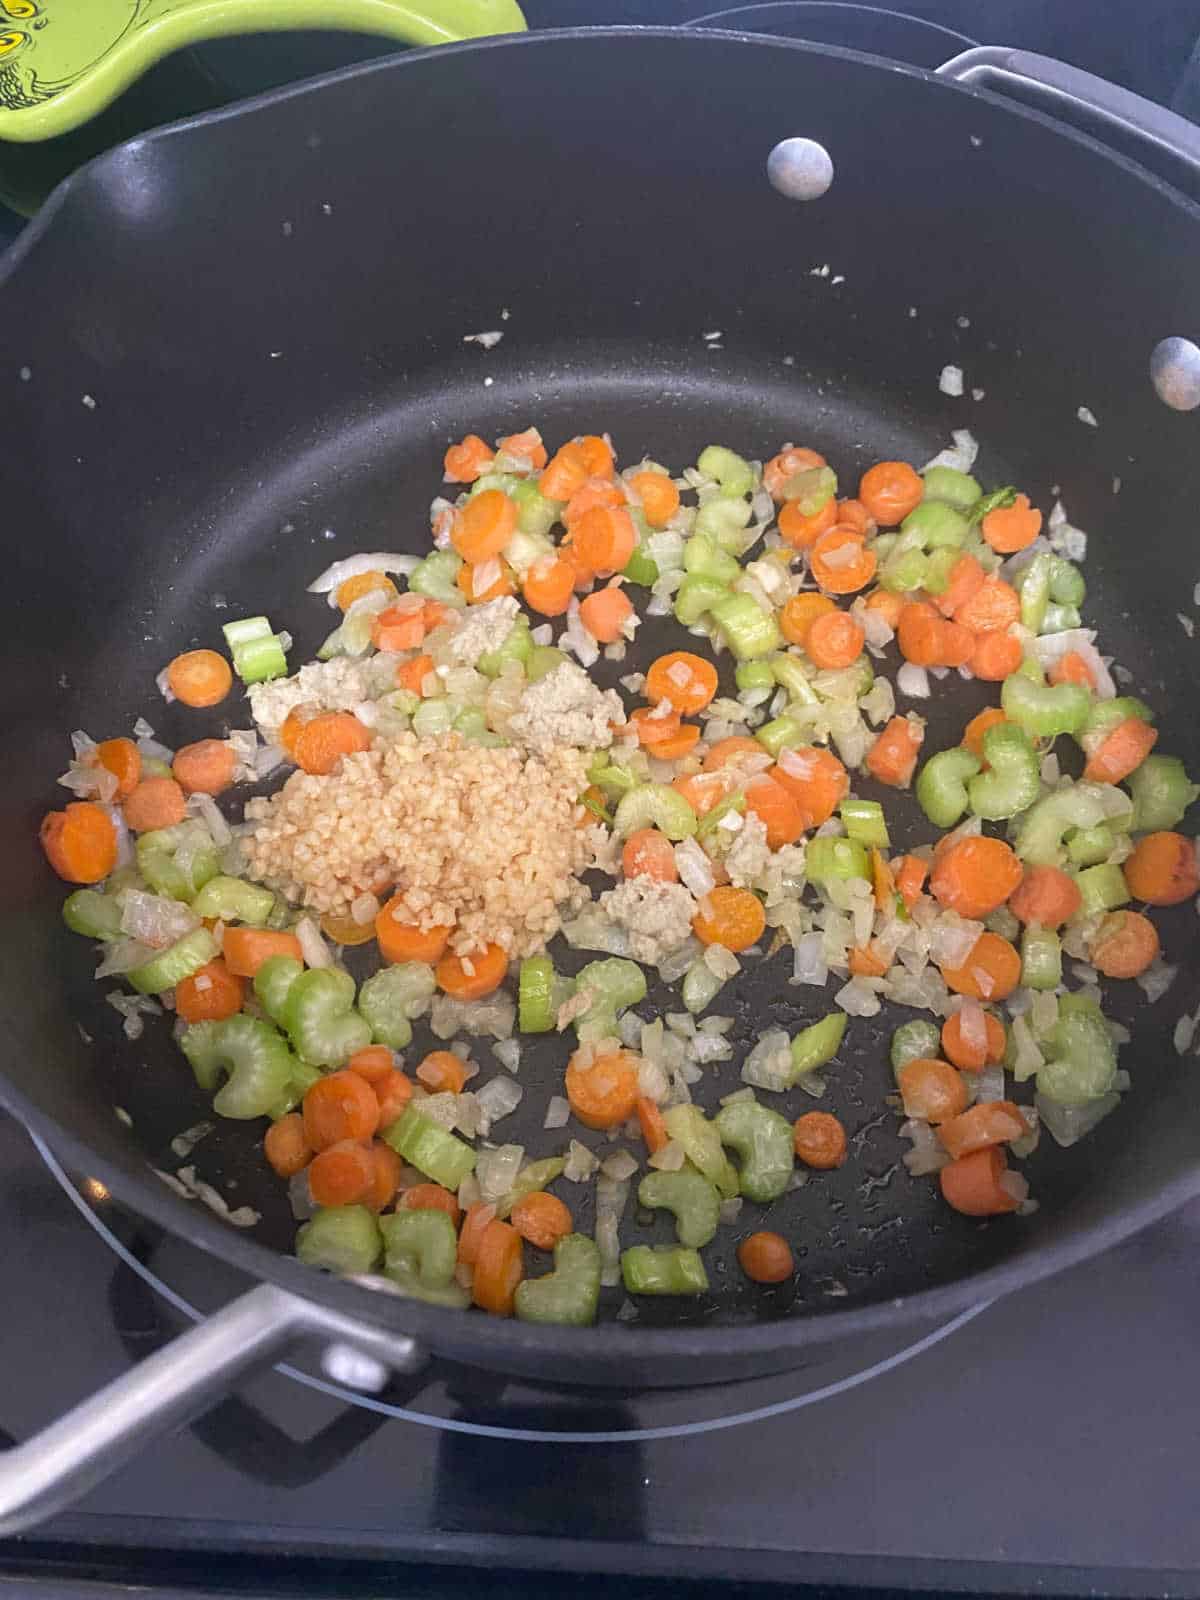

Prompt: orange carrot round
xmin=345 ymin=1045 xmax=397 ymax=1085
xmin=336 ymin=570 xmax=396 ymax=611
xmin=220 ymin=927 xmax=304 ymax=978
xmin=863 ymin=586 xmax=903 ymax=628
xmin=810 ymin=528 xmax=877 ymax=594
xmin=836 ymin=498 xmax=876 ymax=536
xmin=1123 ymin=831 xmax=1200 ymax=905
xmin=39 ymin=801 xmax=117 ymax=883
xmin=779 ymin=496 xmax=838 ymax=550
xmin=564 ymin=1047 xmax=640 ymax=1131
xmin=969 ymin=629 xmax=1024 ymax=682
xmin=498 ymin=427 xmax=548 ymax=469
xmin=941 ymin=1008 xmax=1006 ymax=1071
xmin=365 ymin=1141 xmax=403 ymax=1211
xmin=865 ymin=716 xmax=924 ymax=788
xmin=451 ymin=488 xmax=517 ymax=563
xmin=763 ymin=445 xmax=826 ymax=501
xmin=292 ymin=712 xmax=371 ymax=777
xmin=939 ymin=1146 xmax=1021 ymax=1216
xmin=645 ymin=651 xmax=719 ymax=713
xmin=933 ymin=553 xmax=985 ymax=619
xmin=637 ymin=1096 xmax=669 ymax=1154
xmin=771 ymin=746 xmax=848 ymax=826
xmin=939 ymin=931 xmax=1022 ymax=1001
xmin=443 ymin=433 xmax=495 ymax=483
xmin=938 ymin=1101 xmax=1027 ymax=1162
xmin=540 ymin=442 xmax=590 ymax=502
xmin=457 ymin=560 xmax=515 ymax=604
xmin=897 ymin=1058 xmax=969 ymax=1123
xmin=930 ymin=835 xmax=1023 ymax=919
xmin=982 ymin=492 xmax=1042 ymax=554
xmin=737 ymin=1231 xmax=795 ymax=1283
xmin=522 ymin=556 xmax=576 ymax=617
xmin=1048 ymin=651 xmax=1096 ymax=688
xmin=511 ymin=1190 xmax=573 ymax=1251
xmin=172 ymin=738 xmax=236 ymax=796
xmin=1008 ymin=865 xmax=1082 ymax=929
xmin=400 ymin=1182 xmax=462 ymax=1227
xmin=792 ymin=1111 xmax=848 ymax=1169
xmin=374 ymin=1069 xmax=413 ymax=1127
xmin=894 ymin=853 xmax=929 ymax=908
xmin=622 ymin=828 xmax=679 ymax=883
xmin=396 ymin=653 xmax=436 ymax=696
xmin=573 ymin=504 xmax=637 ymax=576
xmin=805 ymin=608 xmax=864 ymax=669
xmin=1088 ymin=909 xmax=1160 ymax=978
xmin=123 ymin=776 xmax=187 ymax=833
xmin=628 ymin=470 xmax=680 ymax=527
xmin=435 ymin=942 xmax=507 ymax=1000
xmin=579 ymin=586 xmax=634 ymax=643
xmin=563 ymin=479 xmax=624 ymax=531
xmin=95 ymin=737 xmax=142 ymax=799
xmin=175 ymin=958 xmax=245 ymax=1024
xmin=457 ymin=1201 xmax=497 ymax=1265
xmin=472 ymin=1219 xmax=524 ymax=1316
xmin=858 ymin=460 xmax=923 ymax=525
xmin=375 ymin=899 xmax=451 ymax=964
xmin=264 ymin=1113 xmax=311 ymax=1179
xmin=693 ymin=885 xmax=766 ymax=952
xmin=961 ymin=707 xmax=1008 ymax=760
xmin=744 ymin=774 xmax=806 ymax=849
xmin=308 ymin=1139 xmax=376 ymax=1208
xmin=416 ymin=1049 xmax=468 ymax=1094
xmin=166 ymin=649 xmax=233 ymax=709
xmin=303 ymin=1071 xmax=380 ymax=1152
xmin=953 ymin=575 xmax=1021 ymax=633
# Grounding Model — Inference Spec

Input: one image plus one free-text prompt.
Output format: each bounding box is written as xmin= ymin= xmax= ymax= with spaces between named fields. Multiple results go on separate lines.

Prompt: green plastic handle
xmin=0 ymin=0 xmax=527 ymax=144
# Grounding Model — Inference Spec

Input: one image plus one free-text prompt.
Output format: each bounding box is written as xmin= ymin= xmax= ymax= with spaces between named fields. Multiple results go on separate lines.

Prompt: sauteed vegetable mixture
xmin=41 ymin=427 xmax=1199 ymax=1323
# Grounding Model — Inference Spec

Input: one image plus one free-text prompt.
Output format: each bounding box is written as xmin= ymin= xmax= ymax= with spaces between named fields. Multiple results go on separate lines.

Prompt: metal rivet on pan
xmin=766 ymin=138 xmax=834 ymax=201
xmin=1151 ymin=337 xmax=1200 ymax=411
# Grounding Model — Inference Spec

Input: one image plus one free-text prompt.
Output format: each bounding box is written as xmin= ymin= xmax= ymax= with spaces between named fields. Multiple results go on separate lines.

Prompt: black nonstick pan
xmin=2 ymin=26 xmax=1200 ymax=1530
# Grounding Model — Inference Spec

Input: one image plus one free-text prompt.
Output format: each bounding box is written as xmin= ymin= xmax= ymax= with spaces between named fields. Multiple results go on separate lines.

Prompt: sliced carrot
xmin=703 ymin=735 xmax=769 ymax=772
xmin=575 ymin=435 xmax=615 ymax=479
xmin=898 ymin=602 xmax=969 ymax=669
xmin=443 ymin=433 xmax=495 ymax=483
xmin=573 ymin=504 xmax=637 ymax=576
xmin=940 ymin=1146 xmax=1021 ymax=1215
xmin=780 ymin=592 xmax=836 ymax=646
xmin=622 ymin=828 xmax=679 ymax=883
xmin=763 ymin=445 xmax=826 ymax=501
xmin=982 ymin=492 xmax=1042 ymax=554
xmin=221 ymin=927 xmax=304 ymax=979
xmin=858 ymin=460 xmax=923 ymax=526
xmin=122 ymin=776 xmax=186 ymax=832
xmin=953 ymin=575 xmax=1021 ymax=634
xmin=308 ymin=1139 xmax=376 ymax=1208
xmin=336 ymin=569 xmax=396 ymax=611
xmin=1124 ymin=830 xmax=1200 ymax=905
xmin=579 ymin=586 xmax=634 ymax=643
xmin=941 ymin=1008 xmax=1006 ymax=1071
xmin=864 ymin=587 xmax=904 ymax=628
xmin=693 ymin=885 xmax=766 ymax=952
xmin=375 ymin=899 xmax=451 ymax=964
xmin=933 ymin=553 xmax=985 ymax=619
xmin=637 ymin=1096 xmax=669 ymax=1154
xmin=779 ymin=496 xmax=838 ymax=550
xmin=939 ymin=931 xmax=1022 ymax=1001
xmin=421 ymin=599 xmax=454 ymax=633
xmin=345 ymin=1045 xmax=397 ymax=1086
xmin=95 ymin=737 xmax=141 ymax=799
xmin=511 ymin=1190 xmax=573 ymax=1251
xmin=563 ymin=478 xmax=624 ymax=531
xmin=400 ymin=1182 xmax=461 ymax=1227
xmin=303 ymin=1070 xmax=380 ymax=1152
xmin=1008 ymin=865 xmax=1082 ymax=929
xmin=371 ymin=603 xmax=427 ymax=652
xmin=39 ymin=801 xmax=117 ymax=883
xmin=673 ymin=769 xmax=735 ymax=817
xmin=1083 ymin=717 xmax=1159 ymax=784
xmin=175 ymin=958 xmax=244 ymax=1024
xmin=810 ymin=528 xmax=877 ymax=594
xmin=366 ymin=1141 xmax=403 ymax=1211
xmin=497 ymin=427 xmax=548 ymax=470
xmin=396 ymin=652 xmax=436 ymax=697
xmin=645 ymin=651 xmax=719 ymax=714
xmin=792 ymin=1110 xmax=848 ymax=1169
xmin=435 ymin=942 xmax=507 ymax=1000
xmin=897 ymin=1058 xmax=969 ymax=1123
xmin=559 ymin=534 xmax=597 ymax=592
xmin=320 ymin=911 xmax=377 ymax=948
xmin=737 ymin=1231 xmax=795 ymax=1282
xmin=416 ymin=1049 xmax=468 ymax=1094
xmin=1048 ymin=650 xmax=1096 ymax=688
xmin=871 ymin=847 xmax=896 ymax=912
xmin=375 ymin=1069 xmax=414 ymax=1127
xmin=836 ymin=498 xmax=876 ymax=536
xmin=293 ymin=711 xmax=371 ymax=777
xmin=166 ymin=649 xmax=233 ymax=709
xmin=457 ymin=1201 xmax=497 ymax=1265
xmin=522 ymin=556 xmax=576 ymax=617
xmin=564 ymin=1046 xmax=640 ymax=1130
xmin=649 ymin=724 xmax=701 ymax=763
xmin=264 ymin=1113 xmax=310 ymax=1179
xmin=172 ymin=739 xmax=236 ymax=797
xmin=772 ymin=746 xmax=848 ymax=826
xmin=457 ymin=560 xmax=516 ymax=604
xmin=938 ymin=1101 xmax=1027 ymax=1161
xmin=539 ymin=442 xmax=590 ymax=502
xmin=1089 ymin=909 xmax=1160 ymax=978
xmin=894 ymin=853 xmax=929 ymax=909
xmin=805 ymin=608 xmax=864 ymax=669
xmin=629 ymin=706 xmax=683 ymax=748
xmin=745 ymin=774 xmax=806 ymax=848
xmin=848 ymin=941 xmax=889 ymax=978
xmin=629 ymin=470 xmax=680 ymax=527
xmin=865 ymin=715 xmax=924 ymax=789
xmin=969 ymin=628 xmax=1024 ymax=682
xmin=472 ymin=1219 xmax=524 ymax=1316
xmin=962 ymin=706 xmax=1008 ymax=761
xmin=930 ymin=835 xmax=1023 ymax=919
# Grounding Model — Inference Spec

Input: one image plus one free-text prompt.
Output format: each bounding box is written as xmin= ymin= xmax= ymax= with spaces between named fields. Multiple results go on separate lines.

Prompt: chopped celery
xmin=771 ymin=653 xmax=821 ymax=706
xmin=359 ymin=964 xmax=435 ymax=1049
xmin=662 ymin=1104 xmax=739 ymax=1198
xmin=384 ymin=1104 xmax=476 ymax=1188
xmin=1048 ymin=556 xmax=1086 ymax=607
xmin=1041 ymin=604 xmax=1081 ymax=634
xmin=586 ymin=756 xmax=639 ymax=797
xmin=1074 ymin=862 xmax=1129 ymax=916
xmin=477 ymin=617 xmax=532 ymax=678
xmin=179 ymin=1021 xmax=226 ymax=1091
xmin=621 ymin=542 xmax=659 ymax=587
xmin=736 ymin=660 xmax=776 ymax=694
xmin=453 ymin=707 xmax=505 ymax=747
xmin=1127 ymin=755 xmax=1198 ymax=833
xmin=296 ymin=1206 xmax=382 ymax=1276
xmin=967 ymin=486 xmax=1017 ymax=526
xmin=621 ymin=1245 xmax=709 ymax=1296
xmin=253 ymin=954 xmax=303 ymax=1025
xmin=1015 ymin=784 xmax=1117 ymax=867
xmin=695 ymin=496 xmax=752 ymax=550
xmin=697 ymin=445 xmax=755 ymax=499
xmin=681 ymin=958 xmax=726 ymax=1015
xmin=901 ymin=499 xmax=969 ymax=549
xmin=755 ymin=714 xmax=807 ymax=757
xmin=684 ymin=533 xmax=741 ymax=584
xmin=1001 ymin=673 xmax=1090 ymax=739
xmin=879 ymin=546 xmax=929 ymax=593
xmin=806 ymin=836 xmax=869 ymax=887
xmin=183 ymin=1013 xmax=297 ymax=1118
xmin=409 ymin=549 xmax=466 ymax=609
xmin=1017 ymin=551 xmax=1053 ymax=634
xmin=579 ymin=788 xmax=614 ymax=824
xmin=379 ymin=1207 xmax=458 ymax=1289
xmin=967 ymin=723 xmax=1041 ymax=820
xmin=527 ymin=645 xmax=568 ymax=682
xmin=923 ymin=546 xmax=963 ymax=596
xmin=128 ymin=927 xmax=218 ymax=995
xmin=412 ymin=698 xmax=456 ymax=739
xmin=283 ymin=968 xmax=372 ymax=1068
xmin=136 ymin=821 xmax=219 ymax=903
xmin=510 ymin=478 xmax=561 ymax=539
xmin=518 ymin=954 xmax=556 ymax=1033
xmin=62 ymin=889 xmax=124 ymax=941
xmin=839 ymin=798 xmax=889 ymax=848
xmin=221 ymin=616 xmax=287 ymax=684
xmin=790 ymin=1012 xmax=848 ymax=1079
xmin=575 ymin=958 xmax=647 ymax=1024
xmin=714 ymin=1100 xmax=794 ymax=1202
xmin=922 ymin=465 xmax=981 ymax=509
xmin=638 ymin=1165 xmax=721 ymax=1248
xmin=515 ymin=1235 xmax=601 ymax=1326
xmin=709 ymin=592 xmax=782 ymax=659
xmin=916 ymin=747 xmax=981 ymax=829
xmin=781 ymin=464 xmax=837 ymax=513
xmin=192 ymin=875 xmax=275 ymax=926
xmin=1021 ymin=925 xmax=1062 ymax=990
xmin=267 ymin=1059 xmax=322 ymax=1122
xmin=1037 ymin=1011 xmax=1117 ymax=1105
xmin=1065 ymin=824 xmax=1117 ymax=867
xmin=613 ymin=783 xmax=697 ymax=840
xmin=695 ymin=789 xmax=746 ymax=840
xmin=890 ymin=1019 xmax=941 ymax=1078
xmin=495 ymin=1156 xmax=567 ymax=1220
xmin=674 ymin=575 xmax=729 ymax=625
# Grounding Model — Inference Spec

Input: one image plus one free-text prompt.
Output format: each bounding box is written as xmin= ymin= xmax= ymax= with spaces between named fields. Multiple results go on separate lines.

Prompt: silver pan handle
xmin=0 ymin=1281 xmax=424 ymax=1535
xmin=937 ymin=46 xmax=1200 ymax=181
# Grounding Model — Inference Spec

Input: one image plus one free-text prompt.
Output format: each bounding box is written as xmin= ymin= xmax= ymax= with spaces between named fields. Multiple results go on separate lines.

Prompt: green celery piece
xmin=780 ymin=465 xmax=837 ymax=513
xmin=296 ymin=1206 xmax=382 ymax=1276
xmin=839 ymin=798 xmax=889 ymax=848
xmin=1065 ymin=824 xmax=1117 ymax=867
xmin=661 ymin=1104 xmax=739 ymax=1198
xmin=379 ymin=1208 xmax=458 ymax=1289
xmin=184 ymin=1013 xmax=297 ymax=1119
xmin=267 ymin=1059 xmax=322 ymax=1122
xmin=806 ymin=836 xmax=869 ymax=886
xmin=674 ymin=575 xmax=730 ymax=625
xmin=1127 ymin=755 xmax=1199 ymax=833
xmin=923 ymin=545 xmax=962 ymax=597
xmin=221 ymin=616 xmax=272 ymax=649
xmin=192 ymin=875 xmax=275 ymax=926
xmin=136 ymin=821 xmax=219 ymax=903
xmin=621 ymin=542 xmax=659 ymax=587
xmin=684 ymin=533 xmax=741 ymax=585
xmin=495 ymin=1157 xmax=567 ymax=1220
xmin=697 ymin=445 xmax=755 ymax=499
xmin=1048 ymin=557 xmax=1086 ymax=606
xmin=179 ymin=1021 xmax=226 ymax=1092
xmin=128 ymin=927 xmax=218 ymax=995
xmin=1001 ymin=673 xmax=1091 ymax=739
xmin=1074 ymin=863 xmax=1130 ymax=916
xmin=453 ymin=708 xmax=505 ymax=747
xmin=510 ymin=479 xmax=561 ymax=539
xmin=253 ymin=955 xmax=303 ymax=1027
xmin=515 ymin=1235 xmax=601 ymax=1326
xmin=967 ymin=486 xmax=1017 ymax=526
xmin=1041 ymin=604 xmax=1081 ymax=635
xmin=526 ymin=645 xmax=568 ymax=682
xmin=358 ymin=962 xmax=436 ymax=1049
xmin=916 ymin=747 xmax=982 ymax=829
xmin=1017 ymin=551 xmax=1053 ymax=634
xmin=714 ymin=1100 xmax=795 ymax=1203
xmin=986 ymin=904 xmax=1020 ymax=942
xmin=586 ymin=756 xmax=640 ymax=797
xmin=283 ymin=969 xmax=372 ymax=1068
xmin=771 ymin=653 xmax=821 ymax=706
xmin=469 ymin=470 xmax=519 ymax=497
xmin=968 ymin=723 xmax=1041 ymax=820
xmin=518 ymin=954 xmax=556 ymax=1033
xmin=638 ymin=1165 xmax=721 ymax=1248
xmin=477 ymin=618 xmax=532 ymax=678
xmin=790 ymin=1012 xmax=847 ymax=1079
xmin=62 ymin=889 xmax=124 ymax=941
xmin=574 ymin=960 xmax=647 ymax=1034
xmin=890 ymin=1019 xmax=941 ymax=1079
xmin=695 ymin=789 xmax=746 ymax=840
xmin=922 ymin=466 xmax=981 ymax=509
xmin=1021 ymin=925 xmax=1062 ymax=990
xmin=756 ymin=715 xmax=808 ymax=758
xmin=613 ymin=783 xmax=697 ymax=841
xmin=620 ymin=1245 xmax=709 ymax=1296
xmin=695 ymin=497 xmax=753 ymax=551
xmin=233 ymin=633 xmax=287 ymax=685
xmin=879 ymin=546 xmax=929 ymax=594
xmin=901 ymin=499 xmax=969 ymax=550
xmin=709 ymin=592 xmax=782 ymax=660
xmin=409 ymin=549 xmax=466 ymax=609
xmin=384 ymin=1105 xmax=476 ymax=1189
xmin=1037 ymin=1011 xmax=1117 ymax=1105
xmin=736 ymin=660 xmax=776 ymax=694
xmin=412 ymin=699 xmax=456 ymax=739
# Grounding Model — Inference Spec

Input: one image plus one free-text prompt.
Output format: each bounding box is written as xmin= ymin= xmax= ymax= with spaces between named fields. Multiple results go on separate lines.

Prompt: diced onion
xmin=896 ymin=662 xmax=930 ymax=699
xmin=295 ymin=918 xmax=333 ymax=969
xmin=674 ymin=837 xmax=716 ymax=898
xmin=187 ymin=792 xmax=232 ymax=848
xmin=476 ymin=1143 xmax=525 ymax=1203
xmin=307 ymin=552 xmax=421 ymax=595
xmin=543 ymin=1095 xmax=571 ymax=1130
xmin=595 ymin=1173 xmax=629 ymax=1287
xmin=475 ymin=1077 xmax=523 ymax=1129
